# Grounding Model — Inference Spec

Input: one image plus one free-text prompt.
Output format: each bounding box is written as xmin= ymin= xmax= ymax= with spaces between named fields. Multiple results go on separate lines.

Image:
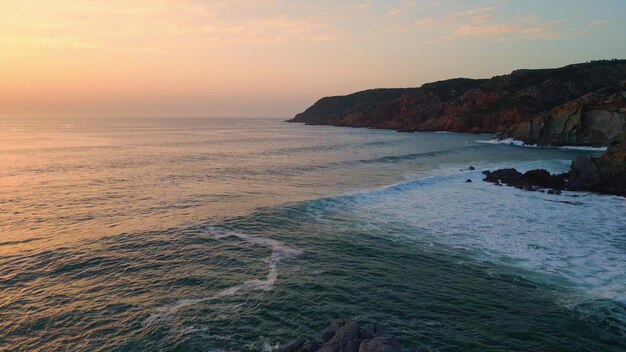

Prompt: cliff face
xmin=290 ymin=60 xmax=626 ymax=146
xmin=568 ymin=142 xmax=626 ymax=196
xmin=291 ymin=79 xmax=485 ymax=129
xmin=504 ymin=87 xmax=626 ymax=146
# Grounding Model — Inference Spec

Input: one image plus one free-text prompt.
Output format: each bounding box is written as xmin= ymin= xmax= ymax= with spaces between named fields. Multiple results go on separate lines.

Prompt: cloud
xmin=454 ymin=19 xmax=567 ymax=39
xmin=0 ymin=0 xmax=340 ymax=54
xmin=589 ymin=19 xmax=613 ymax=27
xmin=409 ymin=4 xmax=570 ymax=43
xmin=444 ymin=7 xmax=496 ymax=20
xmin=415 ymin=17 xmax=436 ymax=27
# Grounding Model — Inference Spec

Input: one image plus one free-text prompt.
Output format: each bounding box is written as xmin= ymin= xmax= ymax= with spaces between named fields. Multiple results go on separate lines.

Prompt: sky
xmin=1 ymin=0 xmax=625 ymax=118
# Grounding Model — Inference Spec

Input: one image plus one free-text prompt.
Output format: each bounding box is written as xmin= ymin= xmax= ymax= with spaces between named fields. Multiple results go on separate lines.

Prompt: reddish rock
xmin=290 ymin=60 xmax=626 ymax=146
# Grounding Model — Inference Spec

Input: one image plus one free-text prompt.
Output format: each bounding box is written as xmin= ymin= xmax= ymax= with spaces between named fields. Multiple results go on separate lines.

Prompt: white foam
xmin=557 ymin=145 xmax=608 ymax=152
xmin=478 ymin=138 xmax=536 ymax=147
xmin=330 ymin=162 xmax=626 ymax=303
xmin=145 ymin=227 xmax=302 ymax=326
xmin=478 ymin=138 xmax=608 ymax=151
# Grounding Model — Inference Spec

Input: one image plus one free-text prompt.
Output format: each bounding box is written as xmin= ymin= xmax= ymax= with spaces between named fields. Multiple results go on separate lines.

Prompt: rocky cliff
xmin=568 ymin=142 xmax=626 ymax=196
xmin=503 ymin=85 xmax=626 ymax=146
xmin=290 ymin=60 xmax=626 ymax=147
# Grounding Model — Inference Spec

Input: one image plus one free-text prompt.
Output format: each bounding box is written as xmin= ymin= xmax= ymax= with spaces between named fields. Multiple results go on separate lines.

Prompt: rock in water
xmin=482 ymin=168 xmax=568 ymax=193
xmin=520 ymin=169 xmax=567 ymax=190
xmin=568 ymin=142 xmax=626 ymax=196
xmin=275 ymin=320 xmax=401 ymax=352
xmin=359 ymin=335 xmax=402 ymax=352
xmin=482 ymin=144 xmax=626 ymax=197
xmin=482 ymin=169 xmax=523 ymax=185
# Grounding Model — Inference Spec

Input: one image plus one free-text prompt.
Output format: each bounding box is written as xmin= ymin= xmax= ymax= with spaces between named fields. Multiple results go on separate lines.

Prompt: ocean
xmin=0 ymin=117 xmax=624 ymax=351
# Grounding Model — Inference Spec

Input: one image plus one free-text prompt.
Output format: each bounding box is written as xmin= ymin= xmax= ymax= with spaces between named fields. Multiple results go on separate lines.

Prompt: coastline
xmin=286 ymin=120 xmax=626 ymax=197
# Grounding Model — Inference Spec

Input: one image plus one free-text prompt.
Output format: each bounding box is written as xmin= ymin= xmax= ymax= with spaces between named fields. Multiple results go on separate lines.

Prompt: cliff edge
xmin=290 ymin=60 xmax=626 ymax=147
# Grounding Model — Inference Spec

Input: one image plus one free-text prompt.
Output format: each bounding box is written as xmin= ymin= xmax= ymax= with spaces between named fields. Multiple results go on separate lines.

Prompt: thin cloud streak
xmin=0 ymin=0 xmax=624 ymax=117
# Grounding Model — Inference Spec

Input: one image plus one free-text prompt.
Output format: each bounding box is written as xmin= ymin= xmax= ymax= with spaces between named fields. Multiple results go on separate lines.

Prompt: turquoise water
xmin=0 ymin=118 xmax=624 ymax=351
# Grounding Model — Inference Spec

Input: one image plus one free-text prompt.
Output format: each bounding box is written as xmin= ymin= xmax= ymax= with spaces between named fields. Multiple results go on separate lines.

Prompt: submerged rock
xmin=275 ymin=320 xmax=401 ymax=352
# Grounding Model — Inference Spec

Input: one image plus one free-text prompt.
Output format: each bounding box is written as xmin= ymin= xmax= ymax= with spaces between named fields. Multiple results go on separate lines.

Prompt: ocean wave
xmin=295 ymin=162 xmax=626 ymax=305
xmin=478 ymin=138 xmax=608 ymax=151
xmin=145 ymin=227 xmax=302 ymax=326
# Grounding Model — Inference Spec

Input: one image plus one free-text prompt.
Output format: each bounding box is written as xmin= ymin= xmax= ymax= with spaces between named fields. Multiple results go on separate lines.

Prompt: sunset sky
xmin=1 ymin=0 xmax=625 ymax=118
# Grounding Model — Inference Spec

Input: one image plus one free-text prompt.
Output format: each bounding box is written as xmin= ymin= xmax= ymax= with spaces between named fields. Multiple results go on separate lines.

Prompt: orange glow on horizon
xmin=0 ymin=0 xmax=623 ymax=117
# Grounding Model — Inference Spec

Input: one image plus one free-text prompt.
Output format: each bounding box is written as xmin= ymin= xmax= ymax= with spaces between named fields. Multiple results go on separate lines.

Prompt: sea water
xmin=0 ymin=117 xmax=624 ymax=351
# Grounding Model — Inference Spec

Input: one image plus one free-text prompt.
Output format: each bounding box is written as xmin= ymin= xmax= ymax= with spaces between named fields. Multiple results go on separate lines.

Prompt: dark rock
xmin=568 ymin=156 xmax=602 ymax=190
xmin=275 ymin=320 xmax=401 ymax=352
xmin=276 ymin=337 xmax=306 ymax=352
xmin=521 ymin=169 xmax=567 ymax=190
xmin=482 ymin=143 xmax=625 ymax=197
xmin=466 ymin=179 xmax=472 ymax=183
xmin=346 ymin=339 xmax=361 ymax=352
xmin=325 ymin=320 xmax=359 ymax=351
xmin=468 ymin=166 xmax=476 ymax=170
xmin=361 ymin=323 xmax=386 ymax=340
xmin=482 ymin=168 xmax=523 ymax=185
xmin=568 ymin=142 xmax=626 ymax=196
xmin=482 ymin=168 xmax=567 ymax=194
xmin=320 ymin=320 xmax=343 ymax=342
xmin=359 ymin=335 xmax=402 ymax=352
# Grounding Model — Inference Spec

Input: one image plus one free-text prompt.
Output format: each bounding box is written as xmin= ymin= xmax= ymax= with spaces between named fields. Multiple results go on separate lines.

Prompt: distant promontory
xmin=289 ymin=60 xmax=626 ymax=148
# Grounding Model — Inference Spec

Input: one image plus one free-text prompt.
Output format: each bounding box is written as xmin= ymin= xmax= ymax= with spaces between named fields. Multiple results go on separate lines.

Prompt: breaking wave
xmin=478 ymin=138 xmax=608 ymax=151
xmin=145 ymin=226 xmax=302 ymax=326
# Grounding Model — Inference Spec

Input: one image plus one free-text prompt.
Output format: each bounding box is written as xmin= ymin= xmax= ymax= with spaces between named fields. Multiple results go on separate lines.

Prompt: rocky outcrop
xmin=568 ymin=142 xmax=626 ymax=196
xmin=481 ymin=143 xmax=626 ymax=197
xmin=482 ymin=168 xmax=567 ymax=193
xmin=275 ymin=320 xmax=401 ymax=352
xmin=503 ymin=84 xmax=626 ymax=146
xmin=290 ymin=79 xmax=485 ymax=128
xmin=290 ymin=60 xmax=626 ymax=147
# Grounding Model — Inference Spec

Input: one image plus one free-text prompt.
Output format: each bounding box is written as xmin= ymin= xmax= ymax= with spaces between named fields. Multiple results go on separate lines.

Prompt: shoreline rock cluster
xmin=481 ymin=142 xmax=626 ymax=197
xmin=568 ymin=142 xmax=626 ymax=196
xmin=275 ymin=320 xmax=401 ymax=352
xmin=482 ymin=168 xmax=567 ymax=194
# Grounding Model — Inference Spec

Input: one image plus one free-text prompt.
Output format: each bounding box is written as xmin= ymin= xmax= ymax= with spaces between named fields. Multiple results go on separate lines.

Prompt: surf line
xmin=144 ymin=226 xmax=302 ymax=326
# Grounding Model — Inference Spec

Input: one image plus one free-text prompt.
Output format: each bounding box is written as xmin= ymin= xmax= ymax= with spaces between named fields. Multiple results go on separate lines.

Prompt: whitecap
xmin=477 ymin=138 xmax=536 ymax=147
xmin=145 ymin=227 xmax=302 ymax=326
xmin=557 ymin=145 xmax=608 ymax=152
xmin=478 ymin=138 xmax=607 ymax=151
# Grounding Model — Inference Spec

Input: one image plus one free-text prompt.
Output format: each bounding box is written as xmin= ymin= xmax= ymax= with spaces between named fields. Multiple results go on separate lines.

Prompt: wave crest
xmin=145 ymin=227 xmax=302 ymax=327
